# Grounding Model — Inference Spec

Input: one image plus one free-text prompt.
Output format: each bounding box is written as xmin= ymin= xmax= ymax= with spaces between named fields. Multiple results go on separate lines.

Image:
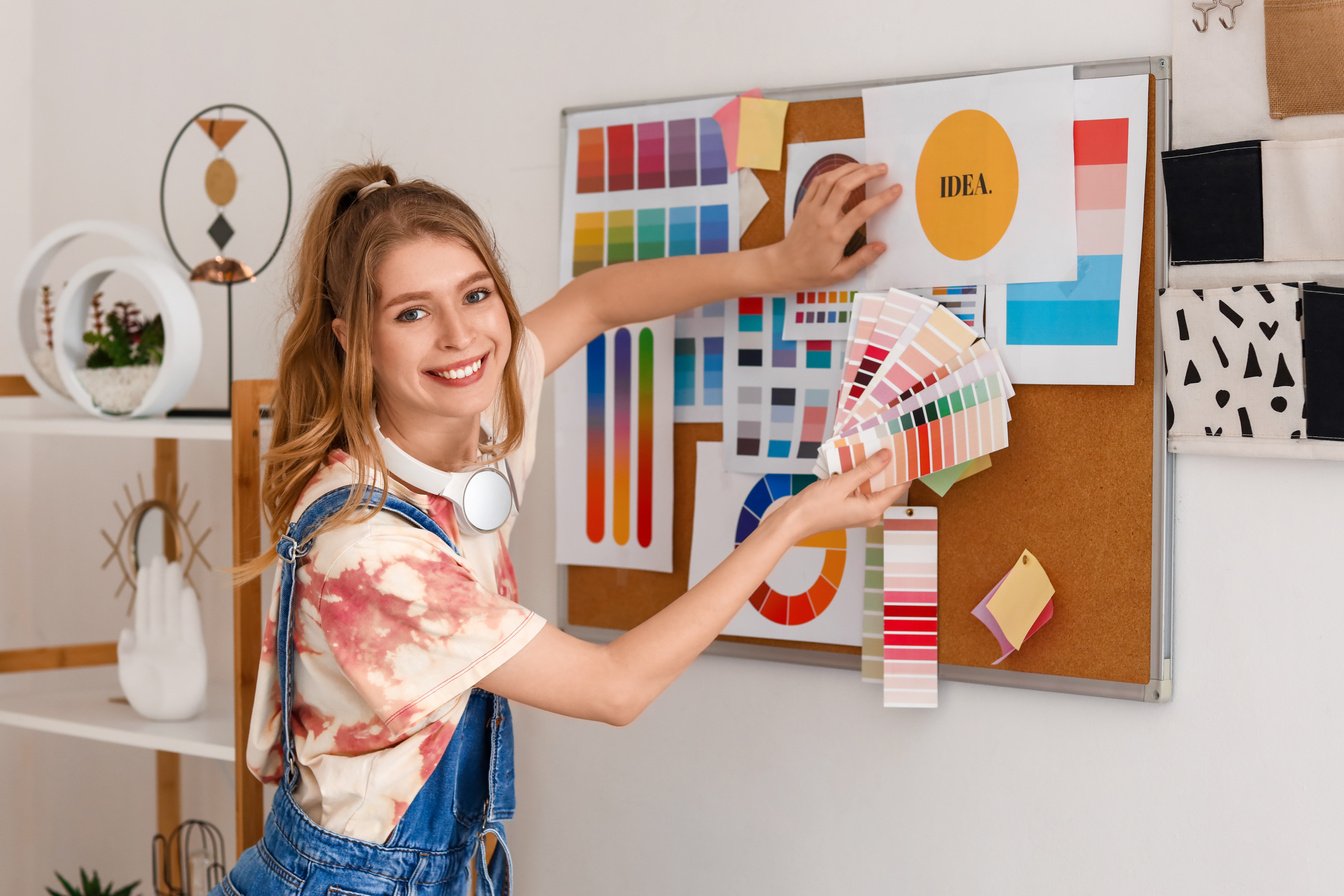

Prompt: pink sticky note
xmin=971 ymin=575 xmax=1053 ymax=665
xmin=713 ymin=88 xmax=763 ymax=174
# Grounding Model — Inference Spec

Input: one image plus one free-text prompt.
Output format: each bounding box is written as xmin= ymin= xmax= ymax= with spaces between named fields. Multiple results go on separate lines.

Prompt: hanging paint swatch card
xmin=882 ymin=507 xmax=938 ymax=708
xmin=688 ymin=442 xmax=865 ymax=646
xmin=556 ymin=96 xmax=741 ymax=571
xmin=986 ymin=74 xmax=1148 ymax=385
xmin=861 ymin=66 xmax=1078 ymax=287
xmin=723 ymin=295 xmax=845 ymax=474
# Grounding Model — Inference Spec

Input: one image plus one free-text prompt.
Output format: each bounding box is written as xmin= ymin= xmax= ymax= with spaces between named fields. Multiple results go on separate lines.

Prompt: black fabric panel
xmin=1303 ymin=283 xmax=1344 ymax=440
xmin=1161 ymin=141 xmax=1264 ymax=265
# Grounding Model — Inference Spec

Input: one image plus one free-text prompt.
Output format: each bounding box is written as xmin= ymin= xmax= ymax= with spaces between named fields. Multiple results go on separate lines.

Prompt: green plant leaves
xmin=47 ymin=867 xmax=140 ymax=896
xmin=82 ymin=306 xmax=164 ymax=370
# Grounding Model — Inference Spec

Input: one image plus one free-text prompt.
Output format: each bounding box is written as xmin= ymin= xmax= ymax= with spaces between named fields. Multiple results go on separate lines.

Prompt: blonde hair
xmin=238 ymin=161 xmax=526 ymax=581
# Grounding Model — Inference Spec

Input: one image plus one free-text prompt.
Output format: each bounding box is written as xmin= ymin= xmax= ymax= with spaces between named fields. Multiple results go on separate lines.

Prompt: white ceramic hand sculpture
xmin=117 ymin=555 xmax=207 ymax=721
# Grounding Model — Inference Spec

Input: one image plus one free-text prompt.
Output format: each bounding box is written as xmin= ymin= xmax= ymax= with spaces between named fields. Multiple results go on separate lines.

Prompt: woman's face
xmin=357 ymin=236 xmax=512 ymax=446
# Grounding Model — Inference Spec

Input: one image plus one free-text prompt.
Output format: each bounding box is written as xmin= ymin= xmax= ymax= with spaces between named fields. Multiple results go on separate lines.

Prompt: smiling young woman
xmin=218 ymin=160 xmax=908 ymax=896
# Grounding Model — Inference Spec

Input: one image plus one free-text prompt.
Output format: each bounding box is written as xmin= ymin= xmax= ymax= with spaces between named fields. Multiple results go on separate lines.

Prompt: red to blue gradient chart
xmin=556 ymin=96 xmax=740 ymax=571
xmin=688 ymin=442 xmax=866 ymax=646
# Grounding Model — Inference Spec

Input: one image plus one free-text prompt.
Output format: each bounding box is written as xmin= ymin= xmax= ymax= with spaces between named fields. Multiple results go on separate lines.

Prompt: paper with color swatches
xmin=882 ymin=507 xmax=938 ymax=708
xmin=816 ymin=288 xmax=1015 ymax=490
xmin=970 ymin=549 xmax=1055 ymax=664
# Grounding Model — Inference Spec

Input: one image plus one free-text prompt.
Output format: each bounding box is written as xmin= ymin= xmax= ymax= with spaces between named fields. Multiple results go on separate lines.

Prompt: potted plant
xmin=77 ymin=299 xmax=165 ymax=415
xmin=46 ymin=868 xmax=139 ymax=896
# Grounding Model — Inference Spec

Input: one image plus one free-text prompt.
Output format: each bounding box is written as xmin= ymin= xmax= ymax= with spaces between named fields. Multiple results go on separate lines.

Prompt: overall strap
xmin=273 ymin=485 xmax=460 ymax=792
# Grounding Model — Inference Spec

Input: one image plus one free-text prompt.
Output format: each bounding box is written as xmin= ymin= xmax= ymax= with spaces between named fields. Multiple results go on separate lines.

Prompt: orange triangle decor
xmin=195 ymin=118 xmax=247 ymax=150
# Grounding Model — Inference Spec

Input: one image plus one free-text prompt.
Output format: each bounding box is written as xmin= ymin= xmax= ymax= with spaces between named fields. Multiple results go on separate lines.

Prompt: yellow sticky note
xmin=985 ymin=549 xmax=1055 ymax=649
xmin=736 ymin=96 xmax=789 ymax=171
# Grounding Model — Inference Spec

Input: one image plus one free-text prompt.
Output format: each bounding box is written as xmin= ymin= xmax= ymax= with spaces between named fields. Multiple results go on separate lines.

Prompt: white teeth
xmin=434 ymin=358 xmax=483 ymax=380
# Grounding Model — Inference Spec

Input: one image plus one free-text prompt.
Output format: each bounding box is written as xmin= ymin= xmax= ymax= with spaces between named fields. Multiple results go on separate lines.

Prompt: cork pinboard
xmin=561 ymin=59 xmax=1173 ymax=702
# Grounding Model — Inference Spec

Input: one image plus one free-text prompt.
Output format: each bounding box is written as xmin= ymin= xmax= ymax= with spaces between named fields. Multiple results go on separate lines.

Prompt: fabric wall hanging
xmin=1160 ymin=283 xmax=1305 ymax=439
xmin=1266 ymin=0 xmax=1344 ymax=120
xmin=1261 ymin=138 xmax=1344 ymax=262
xmin=1161 ymin=141 xmax=1264 ymax=265
xmin=1302 ymin=283 xmax=1344 ymax=439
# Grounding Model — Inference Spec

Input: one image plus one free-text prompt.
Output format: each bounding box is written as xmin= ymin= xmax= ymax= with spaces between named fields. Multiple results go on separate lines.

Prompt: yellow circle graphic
xmin=205 ymin=158 xmax=237 ymax=206
xmin=915 ymin=109 xmax=1019 ymax=261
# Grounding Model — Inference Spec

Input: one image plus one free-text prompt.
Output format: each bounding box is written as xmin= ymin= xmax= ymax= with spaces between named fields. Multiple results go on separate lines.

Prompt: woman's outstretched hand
xmin=771 ymin=449 xmax=909 ymax=544
xmin=766 ymin=162 xmax=902 ymax=290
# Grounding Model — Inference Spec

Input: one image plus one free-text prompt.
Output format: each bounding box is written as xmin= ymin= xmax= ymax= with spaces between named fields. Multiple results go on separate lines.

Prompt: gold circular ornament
xmin=204 ymin=158 xmax=237 ymax=206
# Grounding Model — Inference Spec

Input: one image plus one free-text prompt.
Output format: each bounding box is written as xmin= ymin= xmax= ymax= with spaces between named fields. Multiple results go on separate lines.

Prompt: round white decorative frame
xmin=13 ymin=220 xmax=183 ymax=407
xmin=51 ymin=255 xmax=202 ymax=418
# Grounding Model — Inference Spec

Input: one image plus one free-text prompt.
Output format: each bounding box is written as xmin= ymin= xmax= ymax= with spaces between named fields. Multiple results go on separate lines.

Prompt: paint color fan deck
xmin=818 ymin=288 xmax=1016 ymax=490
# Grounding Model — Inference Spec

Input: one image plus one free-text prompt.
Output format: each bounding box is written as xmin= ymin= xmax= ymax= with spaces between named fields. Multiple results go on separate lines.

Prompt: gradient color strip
xmin=668 ymin=118 xmax=698 ymax=188
xmin=607 ymin=209 xmax=634 ymax=266
xmin=637 ymin=121 xmax=665 ymax=190
xmin=883 ymin=508 xmax=938 ymax=709
xmin=612 ymin=328 xmax=632 ymax=546
xmin=699 ymin=117 xmax=729 ymax=185
xmin=585 ymin=334 xmax=606 ymax=543
xmin=577 ymin=127 xmax=605 ymax=193
xmin=637 ymin=327 xmax=654 ymax=548
xmin=607 ymin=124 xmax=634 ymax=191
xmin=573 ymin=212 xmax=604 ymax=278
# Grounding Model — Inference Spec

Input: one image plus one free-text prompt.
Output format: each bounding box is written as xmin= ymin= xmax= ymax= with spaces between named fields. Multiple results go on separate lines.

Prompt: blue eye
xmin=396 ymin=307 xmax=427 ymax=322
xmin=465 ymin=288 xmax=492 ymax=305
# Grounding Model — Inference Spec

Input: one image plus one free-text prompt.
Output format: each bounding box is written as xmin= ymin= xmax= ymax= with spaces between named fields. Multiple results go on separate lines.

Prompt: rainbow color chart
xmin=688 ymin=442 xmax=865 ymax=646
xmin=724 ymin=295 xmax=844 ymax=474
xmin=986 ymin=74 xmax=1147 ymax=385
xmin=781 ymin=290 xmax=857 ymax=341
xmin=882 ymin=507 xmax=938 ymax=708
xmin=556 ymin=96 xmax=739 ymax=571
xmin=575 ymin=117 xmax=729 ymax=193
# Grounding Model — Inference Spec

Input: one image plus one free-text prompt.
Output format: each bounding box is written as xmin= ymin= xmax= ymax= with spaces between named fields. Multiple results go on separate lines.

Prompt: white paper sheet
xmin=861 ymin=65 xmax=1077 ymax=287
xmin=985 ymin=74 xmax=1148 ymax=386
xmin=555 ymin=96 xmax=740 ymax=571
xmin=688 ymin=441 xmax=865 ymax=646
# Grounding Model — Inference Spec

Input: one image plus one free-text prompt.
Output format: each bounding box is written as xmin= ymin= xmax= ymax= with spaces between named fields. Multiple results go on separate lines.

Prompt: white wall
xmin=7 ymin=1 xmax=1343 ymax=893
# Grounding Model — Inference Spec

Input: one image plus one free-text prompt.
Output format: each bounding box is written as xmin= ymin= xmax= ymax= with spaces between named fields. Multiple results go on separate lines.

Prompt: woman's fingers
xmin=801 ymin=161 xmax=864 ymax=210
xmin=822 ymin=163 xmax=890 ymax=215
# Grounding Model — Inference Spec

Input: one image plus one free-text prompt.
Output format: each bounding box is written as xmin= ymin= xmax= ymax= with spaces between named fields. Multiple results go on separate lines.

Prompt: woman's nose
xmin=437 ymin=310 xmax=473 ymax=348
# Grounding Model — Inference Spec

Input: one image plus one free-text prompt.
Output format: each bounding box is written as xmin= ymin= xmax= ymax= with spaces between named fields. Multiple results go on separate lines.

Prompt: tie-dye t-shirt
xmin=245 ymin=328 xmax=547 ymax=844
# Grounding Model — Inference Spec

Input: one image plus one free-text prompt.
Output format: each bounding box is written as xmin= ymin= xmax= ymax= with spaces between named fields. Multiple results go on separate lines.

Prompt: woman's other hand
xmin=770 ymin=449 xmax=909 ymax=544
xmin=767 ymin=162 xmax=902 ymax=290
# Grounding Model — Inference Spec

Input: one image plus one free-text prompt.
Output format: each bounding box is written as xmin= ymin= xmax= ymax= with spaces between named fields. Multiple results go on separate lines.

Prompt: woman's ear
xmin=332 ymin=317 xmax=348 ymax=353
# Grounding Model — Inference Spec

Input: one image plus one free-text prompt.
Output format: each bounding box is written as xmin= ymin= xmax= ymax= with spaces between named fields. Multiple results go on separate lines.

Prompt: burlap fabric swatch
xmin=1266 ymin=0 xmax=1344 ymax=119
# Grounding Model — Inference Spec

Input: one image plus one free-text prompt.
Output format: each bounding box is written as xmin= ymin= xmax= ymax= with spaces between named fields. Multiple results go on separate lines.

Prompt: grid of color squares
xmin=573 ymin=205 xmax=731 ymax=278
xmin=861 ymin=520 xmax=886 ymax=683
xmin=793 ymin=290 xmax=855 ymax=326
xmin=883 ymin=507 xmax=938 ymax=708
xmin=584 ymin=327 xmax=655 ymax=548
xmin=734 ymin=473 xmax=843 ymax=625
xmin=734 ymin=296 xmax=836 ymax=461
xmin=575 ymin=118 xmax=729 ymax=194
xmin=1005 ymin=118 xmax=1128 ymax=346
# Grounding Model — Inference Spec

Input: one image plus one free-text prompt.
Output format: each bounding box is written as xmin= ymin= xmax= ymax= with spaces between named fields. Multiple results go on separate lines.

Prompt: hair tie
xmin=356 ymin=179 xmax=390 ymax=201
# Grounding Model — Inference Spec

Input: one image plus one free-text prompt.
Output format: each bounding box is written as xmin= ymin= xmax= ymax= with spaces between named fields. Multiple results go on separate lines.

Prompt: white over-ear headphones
xmin=372 ymin=415 xmax=518 ymax=534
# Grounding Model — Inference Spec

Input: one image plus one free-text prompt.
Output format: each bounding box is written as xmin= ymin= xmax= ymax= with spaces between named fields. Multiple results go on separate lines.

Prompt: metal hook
xmin=1192 ymin=0 xmax=1217 ymax=32
xmin=1218 ymin=0 xmax=1242 ymax=30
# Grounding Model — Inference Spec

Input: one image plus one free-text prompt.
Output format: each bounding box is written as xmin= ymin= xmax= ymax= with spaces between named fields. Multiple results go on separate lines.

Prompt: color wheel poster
xmin=689 ymin=442 xmax=864 ymax=646
xmin=985 ymin=74 xmax=1148 ymax=385
xmin=861 ymin=65 xmax=1078 ymax=288
xmin=555 ymin=96 xmax=740 ymax=571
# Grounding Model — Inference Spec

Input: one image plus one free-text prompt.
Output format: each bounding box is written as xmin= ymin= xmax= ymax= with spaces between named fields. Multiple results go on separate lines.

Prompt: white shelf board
xmin=0 ymin=667 xmax=235 ymax=761
xmin=1168 ymin=435 xmax=1344 ymax=461
xmin=0 ymin=404 xmax=234 ymax=441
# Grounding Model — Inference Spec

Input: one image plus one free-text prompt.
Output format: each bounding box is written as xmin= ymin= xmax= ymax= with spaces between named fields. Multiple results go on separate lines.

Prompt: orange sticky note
xmin=737 ymin=96 xmax=789 ymax=171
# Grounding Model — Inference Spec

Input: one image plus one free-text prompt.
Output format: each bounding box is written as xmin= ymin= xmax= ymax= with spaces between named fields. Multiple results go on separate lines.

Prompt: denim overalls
xmin=214 ymin=486 xmax=516 ymax=896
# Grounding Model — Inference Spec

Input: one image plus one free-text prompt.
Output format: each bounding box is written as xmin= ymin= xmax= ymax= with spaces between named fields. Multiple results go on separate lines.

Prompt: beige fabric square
xmin=1262 ymin=138 xmax=1344 ymax=261
xmin=1266 ymin=0 xmax=1344 ymax=119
